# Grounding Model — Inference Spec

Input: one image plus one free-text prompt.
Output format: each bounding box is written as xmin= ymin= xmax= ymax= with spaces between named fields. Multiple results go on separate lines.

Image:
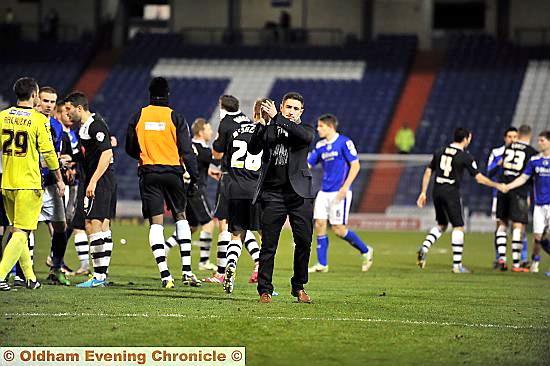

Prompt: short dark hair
xmin=253 ymin=98 xmax=270 ymax=121
xmin=149 ymin=77 xmax=169 ymax=99
xmin=39 ymin=86 xmax=57 ymax=95
xmin=220 ymin=95 xmax=239 ymax=112
xmin=318 ymin=113 xmax=338 ymax=129
xmin=13 ymin=77 xmax=38 ymax=101
xmin=65 ymin=91 xmax=89 ymax=111
xmin=539 ymin=131 xmax=550 ymax=140
xmin=282 ymin=92 xmax=304 ymax=107
xmin=518 ymin=124 xmax=532 ymax=136
xmin=453 ymin=127 xmax=471 ymax=143
xmin=504 ymin=127 xmax=518 ymax=136
xmin=191 ymin=118 xmax=209 ymax=136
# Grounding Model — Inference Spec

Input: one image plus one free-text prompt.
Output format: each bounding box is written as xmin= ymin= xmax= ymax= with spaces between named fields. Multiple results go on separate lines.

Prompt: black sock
xmin=51 ymin=231 xmax=68 ymax=270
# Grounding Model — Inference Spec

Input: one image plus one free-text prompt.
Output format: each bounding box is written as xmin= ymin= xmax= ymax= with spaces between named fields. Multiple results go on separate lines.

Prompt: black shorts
xmin=72 ymin=182 xmax=86 ymax=230
xmin=139 ymin=172 xmax=186 ymax=219
xmin=433 ymin=189 xmax=464 ymax=227
xmin=83 ymin=172 xmax=117 ymax=221
xmin=214 ymin=175 xmax=230 ymax=220
xmin=496 ymin=192 xmax=529 ymax=224
xmin=228 ymin=199 xmax=261 ymax=233
xmin=186 ymin=186 xmax=213 ymax=227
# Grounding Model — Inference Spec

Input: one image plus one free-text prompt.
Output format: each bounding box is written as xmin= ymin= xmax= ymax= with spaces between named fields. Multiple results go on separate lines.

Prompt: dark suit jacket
xmin=248 ymin=113 xmax=315 ymax=204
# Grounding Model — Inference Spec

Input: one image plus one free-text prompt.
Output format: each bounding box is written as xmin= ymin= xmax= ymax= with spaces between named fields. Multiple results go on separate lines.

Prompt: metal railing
xmin=179 ymin=27 xmax=344 ymax=46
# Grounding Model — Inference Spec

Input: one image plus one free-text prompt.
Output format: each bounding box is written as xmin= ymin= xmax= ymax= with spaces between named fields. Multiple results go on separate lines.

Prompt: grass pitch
xmin=1 ymin=223 xmax=549 ymax=365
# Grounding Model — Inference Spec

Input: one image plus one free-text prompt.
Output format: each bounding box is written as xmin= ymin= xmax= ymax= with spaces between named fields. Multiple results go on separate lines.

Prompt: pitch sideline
xmin=3 ymin=312 xmax=548 ymax=330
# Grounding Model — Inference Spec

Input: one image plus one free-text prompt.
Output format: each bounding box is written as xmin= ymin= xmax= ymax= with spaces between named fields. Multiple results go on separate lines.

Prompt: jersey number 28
xmin=231 ymin=140 xmax=262 ymax=171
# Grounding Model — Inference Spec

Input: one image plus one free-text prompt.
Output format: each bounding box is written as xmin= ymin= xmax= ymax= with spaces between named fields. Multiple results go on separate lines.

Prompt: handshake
xmin=497 ymin=183 xmax=509 ymax=194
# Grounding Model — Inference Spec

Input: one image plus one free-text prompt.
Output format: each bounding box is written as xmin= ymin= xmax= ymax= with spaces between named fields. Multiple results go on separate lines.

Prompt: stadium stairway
xmin=512 ymin=59 xmax=550 ymax=131
xmin=359 ymin=51 xmax=442 ymax=212
xmin=73 ymin=49 xmax=123 ymax=101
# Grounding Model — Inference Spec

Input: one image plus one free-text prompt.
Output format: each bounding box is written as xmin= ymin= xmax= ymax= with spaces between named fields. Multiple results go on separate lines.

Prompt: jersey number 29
xmin=231 ymin=140 xmax=262 ymax=171
xmin=2 ymin=129 xmax=28 ymax=157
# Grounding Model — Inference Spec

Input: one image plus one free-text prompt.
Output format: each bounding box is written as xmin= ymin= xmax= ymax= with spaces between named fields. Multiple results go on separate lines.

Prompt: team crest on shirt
xmin=96 ymin=132 xmax=105 ymax=142
xmin=327 ymin=144 xmax=332 ymax=151
xmin=544 ymin=160 xmax=549 ymax=166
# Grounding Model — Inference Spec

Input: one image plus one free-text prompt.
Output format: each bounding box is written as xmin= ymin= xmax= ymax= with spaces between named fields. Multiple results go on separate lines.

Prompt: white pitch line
xmin=3 ymin=313 xmax=548 ymax=331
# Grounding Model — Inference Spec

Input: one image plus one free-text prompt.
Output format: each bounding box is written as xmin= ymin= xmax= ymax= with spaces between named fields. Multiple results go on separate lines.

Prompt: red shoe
xmin=202 ymin=272 xmax=224 ymax=283
xmin=511 ymin=267 xmax=529 ymax=273
xmin=248 ymin=271 xmax=258 ymax=283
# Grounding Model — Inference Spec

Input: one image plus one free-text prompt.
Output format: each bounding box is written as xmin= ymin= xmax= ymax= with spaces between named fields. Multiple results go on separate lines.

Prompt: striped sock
xmin=244 ymin=231 xmax=260 ymax=265
xmin=102 ymin=230 xmax=113 ymax=275
xmin=176 ymin=220 xmax=192 ymax=276
xmin=199 ymin=231 xmax=213 ymax=264
xmin=227 ymin=238 xmax=243 ymax=269
xmin=451 ymin=230 xmax=464 ymax=269
xmin=421 ymin=226 xmax=442 ymax=253
xmin=216 ymin=231 xmax=230 ymax=275
xmin=74 ymin=232 xmax=89 ymax=269
xmin=89 ymin=232 xmax=107 ymax=281
xmin=164 ymin=231 xmax=177 ymax=256
xmin=495 ymin=228 xmax=507 ymax=261
xmin=511 ymin=228 xmax=522 ymax=268
xmin=149 ymin=224 xmax=172 ymax=282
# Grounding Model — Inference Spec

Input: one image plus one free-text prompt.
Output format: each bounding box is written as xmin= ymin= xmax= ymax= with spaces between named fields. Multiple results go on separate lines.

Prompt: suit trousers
xmin=257 ymin=189 xmax=314 ymax=295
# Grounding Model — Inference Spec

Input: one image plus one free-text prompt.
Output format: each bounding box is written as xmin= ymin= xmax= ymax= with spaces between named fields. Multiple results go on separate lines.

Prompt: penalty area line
xmin=3 ymin=312 xmax=548 ymax=331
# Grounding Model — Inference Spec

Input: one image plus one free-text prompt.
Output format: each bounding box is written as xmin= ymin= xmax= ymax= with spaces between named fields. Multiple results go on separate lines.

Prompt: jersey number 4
xmin=231 ymin=140 xmax=262 ymax=171
xmin=2 ymin=129 xmax=28 ymax=157
xmin=503 ymin=150 xmax=526 ymax=171
xmin=440 ymin=155 xmax=453 ymax=177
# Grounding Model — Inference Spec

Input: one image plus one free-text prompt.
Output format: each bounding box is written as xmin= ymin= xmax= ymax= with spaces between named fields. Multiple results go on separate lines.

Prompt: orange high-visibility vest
xmin=136 ymin=105 xmax=180 ymax=166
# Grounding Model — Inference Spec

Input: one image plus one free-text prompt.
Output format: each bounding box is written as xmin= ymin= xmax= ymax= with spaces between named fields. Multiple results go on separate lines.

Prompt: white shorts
xmin=533 ymin=204 xmax=550 ymax=235
xmin=313 ymin=190 xmax=352 ymax=225
xmin=64 ymin=185 xmax=78 ymax=222
xmin=38 ymin=185 xmax=66 ymax=222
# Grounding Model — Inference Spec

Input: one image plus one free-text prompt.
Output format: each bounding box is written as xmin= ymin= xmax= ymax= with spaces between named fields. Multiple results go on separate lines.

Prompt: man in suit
xmin=248 ymin=92 xmax=315 ymax=304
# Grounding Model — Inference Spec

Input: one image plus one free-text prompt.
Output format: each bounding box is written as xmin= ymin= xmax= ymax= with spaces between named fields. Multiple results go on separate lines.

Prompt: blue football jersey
xmin=308 ymin=133 xmax=358 ymax=192
xmin=487 ymin=145 xmax=505 ymax=197
xmin=41 ymin=117 xmax=63 ymax=184
xmin=523 ymin=154 xmax=550 ymax=205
